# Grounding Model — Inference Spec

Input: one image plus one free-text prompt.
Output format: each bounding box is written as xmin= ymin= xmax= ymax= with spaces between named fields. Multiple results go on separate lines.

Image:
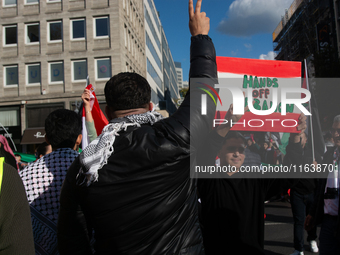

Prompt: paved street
xmin=264 ymin=201 xmax=320 ymax=255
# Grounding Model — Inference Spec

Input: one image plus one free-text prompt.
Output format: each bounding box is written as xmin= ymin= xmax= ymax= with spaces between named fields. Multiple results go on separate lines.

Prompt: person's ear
xmin=76 ymin=134 xmax=82 ymax=145
xmin=45 ymin=137 xmax=50 ymax=145
xmin=149 ymin=102 xmax=153 ymax=111
xmin=73 ymin=134 xmax=82 ymax=151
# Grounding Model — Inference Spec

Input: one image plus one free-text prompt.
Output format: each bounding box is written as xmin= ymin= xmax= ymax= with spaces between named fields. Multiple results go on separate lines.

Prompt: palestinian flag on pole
xmin=82 ymin=77 xmax=108 ymax=149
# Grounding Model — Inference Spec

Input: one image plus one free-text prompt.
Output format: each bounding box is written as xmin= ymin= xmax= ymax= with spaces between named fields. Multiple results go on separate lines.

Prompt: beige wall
xmin=0 ymin=0 xmax=146 ymax=132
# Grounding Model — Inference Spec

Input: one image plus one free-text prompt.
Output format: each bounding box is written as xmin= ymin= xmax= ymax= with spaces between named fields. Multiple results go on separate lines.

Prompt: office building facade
xmin=0 ymin=0 xmax=146 ymax=152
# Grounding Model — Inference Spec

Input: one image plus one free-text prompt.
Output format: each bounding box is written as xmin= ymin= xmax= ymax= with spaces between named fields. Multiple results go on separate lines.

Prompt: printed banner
xmin=216 ymin=56 xmax=307 ymax=133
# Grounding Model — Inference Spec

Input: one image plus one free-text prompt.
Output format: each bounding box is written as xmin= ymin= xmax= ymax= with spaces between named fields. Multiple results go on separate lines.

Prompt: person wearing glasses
xmin=305 ymin=115 xmax=340 ymax=255
xmin=198 ymin=115 xmax=307 ymax=254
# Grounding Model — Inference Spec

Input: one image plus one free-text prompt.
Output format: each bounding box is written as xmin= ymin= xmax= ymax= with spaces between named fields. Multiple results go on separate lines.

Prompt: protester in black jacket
xmin=305 ymin=115 xmax=340 ymax=255
xmin=198 ymin=112 xmax=307 ymax=254
xmin=58 ymin=1 xmax=216 ymax=254
xmin=283 ymin=132 xmax=319 ymax=254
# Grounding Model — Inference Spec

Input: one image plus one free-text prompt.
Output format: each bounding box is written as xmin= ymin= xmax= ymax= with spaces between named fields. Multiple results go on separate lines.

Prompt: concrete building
xmin=175 ymin=61 xmax=183 ymax=89
xmin=0 ymin=0 xmax=146 ymax=152
xmin=182 ymin=80 xmax=188 ymax=89
xmin=0 ymin=0 xmax=181 ymax=154
xmin=144 ymin=0 xmax=163 ymax=107
xmin=144 ymin=0 xmax=179 ymax=115
xmin=161 ymin=28 xmax=179 ymax=115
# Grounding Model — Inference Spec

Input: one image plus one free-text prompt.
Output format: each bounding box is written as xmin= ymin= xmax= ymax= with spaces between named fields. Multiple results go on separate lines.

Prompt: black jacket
xmin=58 ymin=35 xmax=217 ymax=255
xmin=198 ymin=137 xmax=303 ymax=255
xmin=309 ymin=146 xmax=340 ymax=241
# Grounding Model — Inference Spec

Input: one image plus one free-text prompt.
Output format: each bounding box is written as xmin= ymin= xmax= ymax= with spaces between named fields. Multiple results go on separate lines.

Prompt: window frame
xmin=47 ymin=0 xmax=61 ymax=3
xmin=70 ymin=18 xmax=86 ymax=41
xmin=71 ymin=59 xmax=87 ymax=82
xmin=48 ymin=61 xmax=64 ymax=85
xmin=25 ymin=0 xmax=39 ymax=5
xmin=26 ymin=63 xmax=41 ymax=86
xmin=95 ymin=57 xmax=111 ymax=81
xmin=3 ymin=65 xmax=18 ymax=87
xmin=93 ymin=16 xmax=109 ymax=39
xmin=25 ymin=22 xmax=40 ymax=45
xmin=3 ymin=24 xmax=17 ymax=47
xmin=47 ymin=20 xmax=62 ymax=43
xmin=3 ymin=0 xmax=17 ymax=7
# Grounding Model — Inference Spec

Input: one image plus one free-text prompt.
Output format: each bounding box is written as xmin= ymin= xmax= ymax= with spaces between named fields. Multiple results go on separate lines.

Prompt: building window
xmin=47 ymin=0 xmax=61 ymax=2
xmin=25 ymin=0 xmax=38 ymax=4
xmin=3 ymin=0 xmax=16 ymax=6
xmin=124 ymin=24 xmax=127 ymax=47
xmin=146 ymin=32 xmax=161 ymax=70
xmin=72 ymin=59 xmax=87 ymax=82
xmin=127 ymin=30 xmax=131 ymax=51
xmin=0 ymin=106 xmax=19 ymax=126
xmin=48 ymin=20 xmax=62 ymax=42
xmin=147 ymin=58 xmax=162 ymax=89
xmin=144 ymin=7 xmax=161 ymax=51
xmin=147 ymin=0 xmax=160 ymax=32
xmin=26 ymin=104 xmax=63 ymax=128
xmin=95 ymin=58 xmax=111 ymax=80
xmin=94 ymin=16 xmax=109 ymax=38
xmin=49 ymin=61 xmax=64 ymax=84
xmin=26 ymin=63 xmax=41 ymax=85
xmin=3 ymin=65 xmax=18 ymax=87
xmin=3 ymin=25 xmax=17 ymax=46
xmin=25 ymin=23 xmax=39 ymax=44
xmin=71 ymin=18 xmax=85 ymax=40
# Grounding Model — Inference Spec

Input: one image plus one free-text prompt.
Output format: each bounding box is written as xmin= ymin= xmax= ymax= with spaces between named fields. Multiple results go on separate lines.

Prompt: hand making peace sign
xmin=189 ymin=0 xmax=210 ymax=36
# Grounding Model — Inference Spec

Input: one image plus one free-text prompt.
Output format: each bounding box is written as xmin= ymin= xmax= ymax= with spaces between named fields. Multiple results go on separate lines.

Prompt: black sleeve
xmin=309 ymin=149 xmax=332 ymax=217
xmin=57 ymin=158 xmax=93 ymax=255
xmin=197 ymin=130 xmax=226 ymax=167
xmin=281 ymin=140 xmax=304 ymax=191
xmin=283 ymin=140 xmax=304 ymax=167
xmin=171 ymin=35 xmax=217 ymax=151
xmin=262 ymin=140 xmax=304 ymax=197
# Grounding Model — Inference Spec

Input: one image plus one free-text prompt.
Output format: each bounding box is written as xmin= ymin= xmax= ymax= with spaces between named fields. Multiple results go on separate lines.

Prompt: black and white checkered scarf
xmin=78 ymin=110 xmax=163 ymax=186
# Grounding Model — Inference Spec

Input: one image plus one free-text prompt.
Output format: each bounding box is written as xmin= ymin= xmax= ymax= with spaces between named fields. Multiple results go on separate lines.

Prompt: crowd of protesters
xmin=0 ymin=1 xmax=339 ymax=254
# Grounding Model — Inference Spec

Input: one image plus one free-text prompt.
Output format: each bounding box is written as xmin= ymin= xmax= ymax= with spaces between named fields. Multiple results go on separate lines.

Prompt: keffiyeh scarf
xmin=78 ymin=110 xmax=163 ymax=186
xmin=19 ymin=148 xmax=80 ymax=255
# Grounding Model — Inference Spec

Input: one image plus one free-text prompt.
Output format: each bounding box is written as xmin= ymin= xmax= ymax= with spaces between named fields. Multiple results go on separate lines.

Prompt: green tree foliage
xmin=179 ymin=88 xmax=189 ymax=98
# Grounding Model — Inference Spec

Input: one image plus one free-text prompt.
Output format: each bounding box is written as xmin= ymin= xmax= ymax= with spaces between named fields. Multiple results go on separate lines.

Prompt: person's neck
xmin=113 ymin=108 xmax=149 ymax=118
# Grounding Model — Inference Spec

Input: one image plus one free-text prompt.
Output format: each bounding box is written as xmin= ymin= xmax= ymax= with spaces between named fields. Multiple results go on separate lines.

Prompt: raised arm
xmin=82 ymin=89 xmax=94 ymax=123
xmin=172 ymin=0 xmax=217 ymax=149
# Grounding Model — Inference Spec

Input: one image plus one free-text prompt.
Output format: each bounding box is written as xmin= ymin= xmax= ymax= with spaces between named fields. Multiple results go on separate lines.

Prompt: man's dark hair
xmin=104 ymin=72 xmax=151 ymax=111
xmin=225 ymin=131 xmax=246 ymax=145
xmin=45 ymin=109 xmax=81 ymax=149
xmin=36 ymin=142 xmax=50 ymax=158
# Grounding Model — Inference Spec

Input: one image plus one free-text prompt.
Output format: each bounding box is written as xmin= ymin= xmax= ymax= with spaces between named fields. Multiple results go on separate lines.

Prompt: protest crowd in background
xmin=0 ymin=1 xmax=339 ymax=255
